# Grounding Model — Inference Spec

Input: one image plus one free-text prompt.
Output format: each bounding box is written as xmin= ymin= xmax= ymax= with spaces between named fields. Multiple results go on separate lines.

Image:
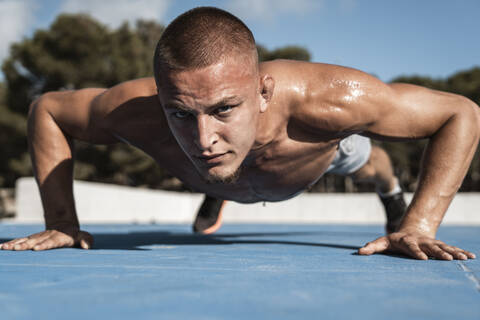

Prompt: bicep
xmin=301 ymin=65 xmax=477 ymax=142
xmin=360 ymin=83 xmax=465 ymax=141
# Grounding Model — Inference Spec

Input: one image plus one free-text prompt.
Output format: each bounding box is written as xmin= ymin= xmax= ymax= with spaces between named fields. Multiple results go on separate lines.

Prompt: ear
xmin=259 ymin=74 xmax=274 ymax=113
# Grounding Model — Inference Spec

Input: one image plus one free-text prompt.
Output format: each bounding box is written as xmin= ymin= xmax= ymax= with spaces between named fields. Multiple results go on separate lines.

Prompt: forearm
xmin=28 ymin=100 xmax=79 ymax=229
xmin=400 ymin=104 xmax=480 ymax=236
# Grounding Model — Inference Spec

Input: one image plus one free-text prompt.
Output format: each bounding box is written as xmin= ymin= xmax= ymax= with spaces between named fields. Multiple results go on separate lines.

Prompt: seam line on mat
xmin=457 ymin=261 xmax=480 ymax=292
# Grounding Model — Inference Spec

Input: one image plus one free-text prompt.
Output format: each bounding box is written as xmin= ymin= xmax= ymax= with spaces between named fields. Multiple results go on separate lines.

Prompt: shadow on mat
xmin=0 ymin=230 xmax=379 ymax=251
xmin=85 ymin=230 xmax=364 ymax=251
xmin=0 ymin=232 xmax=360 ymax=251
xmin=0 ymin=230 xmax=417 ymax=259
xmin=89 ymin=231 xmax=416 ymax=259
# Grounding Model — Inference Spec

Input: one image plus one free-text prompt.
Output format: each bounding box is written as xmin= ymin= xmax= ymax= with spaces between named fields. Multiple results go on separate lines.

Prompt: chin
xmin=205 ymin=165 xmax=242 ymax=185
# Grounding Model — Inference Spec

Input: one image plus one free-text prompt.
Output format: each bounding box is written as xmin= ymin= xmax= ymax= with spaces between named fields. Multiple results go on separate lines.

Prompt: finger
xmin=439 ymin=244 xmax=472 ymax=260
xmin=79 ymin=239 xmax=89 ymax=250
xmin=464 ymin=251 xmax=476 ymax=259
xmin=12 ymin=231 xmax=56 ymax=251
xmin=33 ymin=236 xmax=73 ymax=251
xmin=403 ymin=241 xmax=428 ymax=260
xmin=13 ymin=232 xmax=56 ymax=251
xmin=358 ymin=237 xmax=390 ymax=255
xmin=33 ymin=238 xmax=57 ymax=251
xmin=13 ymin=237 xmax=46 ymax=251
xmin=1 ymin=237 xmax=29 ymax=250
xmin=425 ymin=244 xmax=453 ymax=261
xmin=1 ymin=230 xmax=57 ymax=250
xmin=77 ymin=231 xmax=94 ymax=250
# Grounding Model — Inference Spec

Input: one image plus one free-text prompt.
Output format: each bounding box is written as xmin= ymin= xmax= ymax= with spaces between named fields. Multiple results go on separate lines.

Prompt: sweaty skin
xmin=1 ymin=59 xmax=479 ymax=261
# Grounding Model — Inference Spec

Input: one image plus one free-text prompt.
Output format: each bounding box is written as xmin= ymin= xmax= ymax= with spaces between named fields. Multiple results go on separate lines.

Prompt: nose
xmin=194 ymin=114 xmax=218 ymax=151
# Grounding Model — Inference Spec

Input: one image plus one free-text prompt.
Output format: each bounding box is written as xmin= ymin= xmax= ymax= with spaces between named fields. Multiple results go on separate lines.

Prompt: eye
xmin=216 ymin=105 xmax=233 ymax=115
xmin=173 ymin=110 xmax=190 ymax=119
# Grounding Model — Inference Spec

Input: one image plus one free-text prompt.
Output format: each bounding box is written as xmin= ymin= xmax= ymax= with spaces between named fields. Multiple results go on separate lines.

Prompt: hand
xmin=0 ymin=228 xmax=93 ymax=251
xmin=358 ymin=231 xmax=476 ymax=260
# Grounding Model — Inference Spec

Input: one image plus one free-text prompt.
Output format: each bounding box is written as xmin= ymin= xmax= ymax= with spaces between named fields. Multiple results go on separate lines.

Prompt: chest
xmin=238 ymin=137 xmax=339 ymax=202
xmin=149 ymin=136 xmax=339 ymax=203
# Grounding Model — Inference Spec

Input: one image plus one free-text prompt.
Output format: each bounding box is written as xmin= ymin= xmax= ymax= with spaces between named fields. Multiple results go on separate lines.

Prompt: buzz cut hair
xmin=153 ymin=7 xmax=258 ymax=84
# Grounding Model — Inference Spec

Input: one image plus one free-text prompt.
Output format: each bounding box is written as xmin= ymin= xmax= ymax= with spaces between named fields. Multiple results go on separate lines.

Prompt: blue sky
xmin=1 ymin=0 xmax=479 ymax=82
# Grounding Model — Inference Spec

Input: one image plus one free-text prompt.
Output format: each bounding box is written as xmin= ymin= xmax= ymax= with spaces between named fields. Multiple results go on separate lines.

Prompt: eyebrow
xmin=164 ymin=103 xmax=190 ymax=111
xmin=164 ymin=96 xmax=241 ymax=112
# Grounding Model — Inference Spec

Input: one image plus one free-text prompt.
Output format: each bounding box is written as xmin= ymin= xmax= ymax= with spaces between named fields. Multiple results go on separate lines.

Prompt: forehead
xmin=159 ymin=58 xmax=257 ymax=108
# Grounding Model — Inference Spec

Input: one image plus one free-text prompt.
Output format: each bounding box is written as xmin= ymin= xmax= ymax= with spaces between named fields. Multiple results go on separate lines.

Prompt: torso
xmin=145 ymin=130 xmax=339 ymax=203
xmin=101 ymin=60 xmax=353 ymax=203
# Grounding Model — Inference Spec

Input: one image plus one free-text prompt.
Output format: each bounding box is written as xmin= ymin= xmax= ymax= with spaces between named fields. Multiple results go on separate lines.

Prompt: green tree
xmin=0 ymin=82 xmax=28 ymax=187
xmin=257 ymin=44 xmax=311 ymax=62
xmin=445 ymin=67 xmax=480 ymax=105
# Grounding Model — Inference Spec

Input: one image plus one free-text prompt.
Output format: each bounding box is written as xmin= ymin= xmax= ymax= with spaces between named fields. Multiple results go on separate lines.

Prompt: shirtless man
xmin=1 ymin=7 xmax=478 ymax=260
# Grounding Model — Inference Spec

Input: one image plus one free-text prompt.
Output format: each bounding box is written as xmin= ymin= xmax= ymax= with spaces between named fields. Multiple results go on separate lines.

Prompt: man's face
xmin=158 ymin=56 xmax=264 ymax=184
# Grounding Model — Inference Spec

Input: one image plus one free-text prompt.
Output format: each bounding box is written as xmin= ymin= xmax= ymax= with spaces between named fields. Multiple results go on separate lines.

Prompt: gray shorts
xmin=325 ymin=134 xmax=371 ymax=176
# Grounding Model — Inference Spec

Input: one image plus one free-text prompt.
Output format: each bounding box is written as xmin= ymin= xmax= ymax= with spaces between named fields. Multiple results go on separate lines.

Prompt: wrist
xmin=44 ymin=208 xmax=79 ymax=228
xmin=397 ymin=217 xmax=437 ymax=238
xmin=45 ymin=219 xmax=79 ymax=231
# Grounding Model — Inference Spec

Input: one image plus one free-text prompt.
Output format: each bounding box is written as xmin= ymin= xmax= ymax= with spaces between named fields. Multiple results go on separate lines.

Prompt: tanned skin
xmin=1 ymin=57 xmax=479 ymax=261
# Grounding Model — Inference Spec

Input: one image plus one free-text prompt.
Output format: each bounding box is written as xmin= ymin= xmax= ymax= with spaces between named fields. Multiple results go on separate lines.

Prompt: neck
xmin=243 ymin=129 xmax=276 ymax=167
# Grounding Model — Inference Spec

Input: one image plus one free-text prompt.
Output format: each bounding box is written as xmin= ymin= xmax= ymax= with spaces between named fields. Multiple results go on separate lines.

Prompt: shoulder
xmin=88 ymin=77 xmax=161 ymax=126
xmin=32 ymin=77 xmax=170 ymax=145
xmin=92 ymin=77 xmax=158 ymax=114
xmin=36 ymin=77 xmax=158 ymax=114
xmin=261 ymin=59 xmax=389 ymax=108
xmin=263 ymin=60 xmax=394 ymax=134
xmin=91 ymin=77 xmax=172 ymax=144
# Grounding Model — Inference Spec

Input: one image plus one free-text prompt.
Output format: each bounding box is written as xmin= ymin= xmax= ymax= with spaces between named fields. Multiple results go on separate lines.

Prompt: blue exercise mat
xmin=0 ymin=224 xmax=479 ymax=320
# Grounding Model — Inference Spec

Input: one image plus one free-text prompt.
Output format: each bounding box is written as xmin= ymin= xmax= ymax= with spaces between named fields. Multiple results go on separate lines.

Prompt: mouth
xmin=195 ymin=152 xmax=230 ymax=165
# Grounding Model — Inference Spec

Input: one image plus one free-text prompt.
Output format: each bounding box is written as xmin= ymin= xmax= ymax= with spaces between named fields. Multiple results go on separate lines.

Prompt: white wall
xmin=14 ymin=177 xmax=480 ymax=225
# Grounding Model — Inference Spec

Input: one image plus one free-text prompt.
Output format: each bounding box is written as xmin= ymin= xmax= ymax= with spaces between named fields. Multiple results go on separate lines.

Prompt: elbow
xmin=475 ymin=106 xmax=480 ymax=144
xmin=28 ymin=93 xmax=46 ymax=117
xmin=474 ymin=101 xmax=480 ymax=135
xmin=467 ymin=98 xmax=480 ymax=140
xmin=27 ymin=92 xmax=59 ymax=138
xmin=460 ymin=96 xmax=480 ymax=142
xmin=28 ymin=96 xmax=41 ymax=118
xmin=28 ymin=92 xmax=56 ymax=118
xmin=441 ymin=96 xmax=480 ymax=145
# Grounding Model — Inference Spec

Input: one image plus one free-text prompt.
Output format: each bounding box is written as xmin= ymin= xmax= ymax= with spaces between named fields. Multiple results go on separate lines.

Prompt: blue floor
xmin=0 ymin=224 xmax=479 ymax=320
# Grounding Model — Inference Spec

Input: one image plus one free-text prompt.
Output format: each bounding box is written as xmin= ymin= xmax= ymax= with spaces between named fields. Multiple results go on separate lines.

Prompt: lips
xmin=195 ymin=152 xmax=229 ymax=164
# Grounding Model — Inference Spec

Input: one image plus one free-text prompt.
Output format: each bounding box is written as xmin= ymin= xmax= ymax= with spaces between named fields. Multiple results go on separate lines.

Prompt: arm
xmin=0 ymin=77 xmax=162 ymax=251
xmin=364 ymin=82 xmax=480 ymax=232
xmin=359 ymin=82 xmax=479 ymax=259
xmin=0 ymin=88 xmax=117 ymax=251
xmin=302 ymin=68 xmax=479 ymax=260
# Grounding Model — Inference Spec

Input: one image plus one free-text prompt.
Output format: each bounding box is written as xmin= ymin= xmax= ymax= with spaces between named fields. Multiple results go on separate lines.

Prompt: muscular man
xmin=1 ymin=7 xmax=478 ymax=260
